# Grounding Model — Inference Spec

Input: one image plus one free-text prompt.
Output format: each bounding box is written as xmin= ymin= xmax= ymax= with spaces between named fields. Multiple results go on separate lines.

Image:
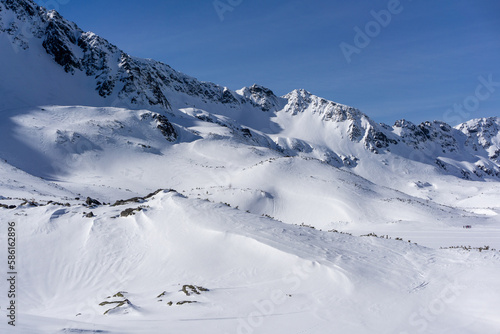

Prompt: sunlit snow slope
xmin=1 ymin=0 xmax=500 ymax=333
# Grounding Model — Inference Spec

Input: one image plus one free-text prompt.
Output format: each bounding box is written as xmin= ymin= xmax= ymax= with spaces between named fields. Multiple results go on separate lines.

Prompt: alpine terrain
xmin=0 ymin=1 xmax=499 ymax=333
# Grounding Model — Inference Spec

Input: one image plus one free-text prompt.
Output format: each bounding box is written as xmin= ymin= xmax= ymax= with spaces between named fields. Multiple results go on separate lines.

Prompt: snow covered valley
xmin=1 ymin=1 xmax=500 ymax=333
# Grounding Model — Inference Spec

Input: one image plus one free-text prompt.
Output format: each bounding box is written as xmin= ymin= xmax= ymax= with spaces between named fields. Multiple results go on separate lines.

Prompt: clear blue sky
xmin=51 ymin=0 xmax=499 ymax=125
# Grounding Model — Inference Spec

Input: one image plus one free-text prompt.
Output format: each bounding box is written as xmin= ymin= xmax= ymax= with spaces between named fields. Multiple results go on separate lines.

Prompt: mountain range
xmin=0 ymin=1 xmax=499 ymax=333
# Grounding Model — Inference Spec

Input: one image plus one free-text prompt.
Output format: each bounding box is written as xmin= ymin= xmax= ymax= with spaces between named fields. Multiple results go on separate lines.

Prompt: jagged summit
xmin=237 ymin=84 xmax=285 ymax=112
xmin=0 ymin=0 xmax=358 ymax=115
xmin=458 ymin=117 xmax=500 ymax=162
xmin=0 ymin=0 xmax=244 ymax=110
xmin=283 ymin=88 xmax=363 ymax=120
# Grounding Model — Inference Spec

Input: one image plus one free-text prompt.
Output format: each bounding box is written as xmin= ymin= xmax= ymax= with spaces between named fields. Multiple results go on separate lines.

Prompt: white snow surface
xmin=1 ymin=191 xmax=500 ymax=334
xmin=0 ymin=1 xmax=500 ymax=333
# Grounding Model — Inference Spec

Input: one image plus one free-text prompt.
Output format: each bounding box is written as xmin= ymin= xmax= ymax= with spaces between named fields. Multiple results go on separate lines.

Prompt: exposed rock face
xmin=458 ymin=117 xmax=500 ymax=161
xmin=1 ymin=0 xmax=499 ymax=180
xmin=238 ymin=84 xmax=284 ymax=112
xmin=152 ymin=114 xmax=177 ymax=142
xmin=0 ymin=0 xmax=245 ymax=111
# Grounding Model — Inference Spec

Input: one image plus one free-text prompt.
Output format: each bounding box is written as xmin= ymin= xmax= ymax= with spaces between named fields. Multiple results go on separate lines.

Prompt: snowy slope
xmin=0 ymin=1 xmax=500 ymax=333
xmin=1 ymin=191 xmax=500 ymax=334
xmin=1 ymin=0 xmax=499 ymax=183
xmin=1 ymin=104 xmax=498 ymax=248
xmin=0 ymin=0 xmax=499 ymax=247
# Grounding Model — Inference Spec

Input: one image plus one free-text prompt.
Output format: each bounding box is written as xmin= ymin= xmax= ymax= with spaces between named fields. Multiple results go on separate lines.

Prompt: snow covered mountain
xmin=4 ymin=2 xmax=500 ymax=186
xmin=1 ymin=0 xmax=499 ymax=181
xmin=1 ymin=1 xmax=500 ymax=333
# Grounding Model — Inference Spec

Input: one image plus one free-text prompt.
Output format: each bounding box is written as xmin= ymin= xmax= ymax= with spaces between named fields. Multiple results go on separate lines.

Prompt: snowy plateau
xmin=0 ymin=0 xmax=500 ymax=333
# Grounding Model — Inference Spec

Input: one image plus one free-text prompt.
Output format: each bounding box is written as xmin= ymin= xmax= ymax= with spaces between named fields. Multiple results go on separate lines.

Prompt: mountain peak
xmin=283 ymin=89 xmax=362 ymax=122
xmin=1 ymin=0 xmax=499 ymax=179
xmin=457 ymin=117 xmax=500 ymax=163
xmin=237 ymin=84 xmax=284 ymax=112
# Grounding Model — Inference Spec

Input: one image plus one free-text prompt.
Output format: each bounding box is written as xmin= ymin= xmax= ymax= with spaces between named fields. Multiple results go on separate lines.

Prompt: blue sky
xmin=52 ymin=0 xmax=499 ymax=125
